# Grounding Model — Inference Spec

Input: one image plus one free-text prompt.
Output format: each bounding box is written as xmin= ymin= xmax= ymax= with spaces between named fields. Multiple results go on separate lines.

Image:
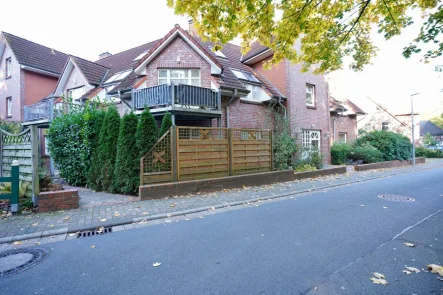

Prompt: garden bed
xmin=353 ymin=157 xmax=425 ymax=171
xmin=139 ymin=166 xmax=346 ymax=200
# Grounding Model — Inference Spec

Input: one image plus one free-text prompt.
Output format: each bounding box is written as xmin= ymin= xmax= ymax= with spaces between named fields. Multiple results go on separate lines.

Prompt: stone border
xmin=139 ymin=166 xmax=346 ymax=200
xmin=354 ymin=157 xmax=425 ymax=172
xmin=36 ymin=189 xmax=79 ymax=212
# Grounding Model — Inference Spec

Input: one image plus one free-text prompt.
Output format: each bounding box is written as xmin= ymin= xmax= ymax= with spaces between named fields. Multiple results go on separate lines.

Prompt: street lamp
xmin=411 ymin=93 xmax=420 ymax=165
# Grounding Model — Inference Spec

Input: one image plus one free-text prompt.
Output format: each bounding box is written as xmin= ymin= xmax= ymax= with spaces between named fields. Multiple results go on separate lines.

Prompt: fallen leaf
xmin=370 ymin=278 xmax=388 ymax=285
xmin=141 ymin=212 xmax=149 ymax=215
xmin=68 ymin=233 xmax=77 ymax=237
xmin=405 ymin=266 xmax=420 ymax=273
xmin=403 ymin=270 xmax=412 ymax=275
xmin=403 ymin=243 xmax=416 ymax=248
xmin=165 ymin=220 xmax=172 ymax=223
xmin=114 ymin=213 xmax=120 ymax=217
xmin=373 ymin=272 xmax=386 ymax=279
xmin=360 ymin=204 xmax=366 ymax=207
xmin=153 ymin=262 xmax=161 ymax=267
xmin=139 ymin=220 xmax=147 ymax=225
xmin=209 ymin=207 xmax=215 ymax=211
xmin=383 ymin=207 xmax=388 ymax=209
xmin=32 ymin=223 xmax=38 ymax=226
xmin=34 ymin=242 xmax=41 ymax=245
xmin=97 ymin=227 xmax=105 ymax=234
xmin=100 ymin=218 xmax=107 ymax=222
xmin=90 ymin=245 xmax=95 ymax=249
xmin=48 ymin=224 xmax=54 ymax=227
xmin=63 ymin=216 xmax=70 ymax=220
xmin=13 ymin=241 xmax=23 ymax=245
xmin=170 ymin=203 xmax=176 ymax=207
xmin=437 ymin=276 xmax=443 ymax=281
xmin=428 ymin=264 xmax=443 ymax=276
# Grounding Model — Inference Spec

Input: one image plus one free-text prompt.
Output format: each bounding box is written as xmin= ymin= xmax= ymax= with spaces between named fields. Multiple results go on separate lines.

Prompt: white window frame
xmin=6 ymin=97 xmax=12 ymax=117
xmin=67 ymin=86 xmax=86 ymax=102
xmin=5 ymin=57 xmax=12 ymax=78
xmin=302 ymin=130 xmax=321 ymax=151
xmin=158 ymin=69 xmax=201 ymax=86
xmin=44 ymin=135 xmax=50 ymax=155
xmin=338 ymin=132 xmax=347 ymax=143
xmin=306 ymin=84 xmax=315 ymax=107
xmin=245 ymin=84 xmax=261 ymax=101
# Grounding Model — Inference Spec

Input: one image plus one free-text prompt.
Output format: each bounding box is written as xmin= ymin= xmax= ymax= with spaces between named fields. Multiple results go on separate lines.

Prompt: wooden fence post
xmin=30 ymin=125 xmax=40 ymax=206
xmin=171 ymin=126 xmax=178 ymax=182
xmin=228 ymin=128 xmax=233 ymax=176
xmin=270 ymin=130 xmax=274 ymax=171
xmin=10 ymin=160 xmax=19 ymax=213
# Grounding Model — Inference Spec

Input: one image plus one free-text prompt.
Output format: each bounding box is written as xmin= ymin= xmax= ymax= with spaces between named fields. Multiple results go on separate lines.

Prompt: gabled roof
xmin=2 ymin=32 xmax=69 ymax=75
xmin=71 ymin=56 xmax=109 ymax=85
xmin=241 ymin=41 xmax=270 ymax=62
xmin=330 ymin=97 xmax=365 ymax=115
xmin=420 ymin=120 xmax=443 ymax=136
xmin=134 ymin=25 xmax=223 ymax=75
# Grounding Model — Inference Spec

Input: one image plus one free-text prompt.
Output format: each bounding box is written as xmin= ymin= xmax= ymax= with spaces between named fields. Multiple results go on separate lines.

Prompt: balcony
xmin=132 ymin=84 xmax=221 ymax=116
xmin=23 ymin=99 xmax=82 ymax=125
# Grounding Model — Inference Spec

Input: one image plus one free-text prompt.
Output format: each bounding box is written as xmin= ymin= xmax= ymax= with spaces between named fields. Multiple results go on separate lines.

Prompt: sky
xmin=1 ymin=1 xmax=442 ymax=119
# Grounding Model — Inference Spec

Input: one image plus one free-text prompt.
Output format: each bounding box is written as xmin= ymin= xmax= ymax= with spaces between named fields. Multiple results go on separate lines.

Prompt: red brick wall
xmin=330 ymin=114 xmax=358 ymax=144
xmin=145 ymin=36 xmax=212 ymax=88
xmin=37 ymin=189 xmax=79 ymax=212
xmin=252 ymin=57 xmax=287 ymax=96
xmin=24 ymin=70 xmax=58 ymax=105
xmin=222 ymin=98 xmax=272 ymax=129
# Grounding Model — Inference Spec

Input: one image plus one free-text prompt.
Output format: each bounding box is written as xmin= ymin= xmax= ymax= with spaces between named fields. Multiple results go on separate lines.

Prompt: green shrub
xmin=136 ymin=108 xmax=158 ymax=158
xmin=87 ymin=110 xmax=106 ymax=190
xmin=99 ymin=107 xmax=121 ymax=192
xmin=355 ymin=130 xmax=412 ymax=161
xmin=159 ymin=112 xmax=173 ymax=137
xmin=114 ymin=112 xmax=139 ymax=194
xmin=295 ymin=149 xmax=324 ymax=169
xmin=294 ymin=164 xmax=317 ymax=172
xmin=348 ymin=144 xmax=383 ymax=164
xmin=415 ymin=146 xmax=443 ymax=158
xmin=331 ymin=143 xmax=352 ymax=165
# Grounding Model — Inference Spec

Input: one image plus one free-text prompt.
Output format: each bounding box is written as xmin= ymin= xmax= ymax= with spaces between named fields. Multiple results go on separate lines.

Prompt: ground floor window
xmin=6 ymin=97 xmax=12 ymax=117
xmin=302 ymin=130 xmax=321 ymax=151
xmin=338 ymin=132 xmax=347 ymax=143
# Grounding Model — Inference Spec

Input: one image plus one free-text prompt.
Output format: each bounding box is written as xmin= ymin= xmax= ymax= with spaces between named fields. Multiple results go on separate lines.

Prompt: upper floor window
xmin=6 ymin=97 xmax=12 ymax=117
xmin=158 ymin=69 xmax=200 ymax=86
xmin=306 ymin=84 xmax=315 ymax=107
xmin=231 ymin=69 xmax=260 ymax=83
xmin=245 ymin=84 xmax=261 ymax=101
xmin=67 ymin=86 xmax=86 ymax=101
xmin=104 ymin=70 xmax=131 ymax=84
xmin=5 ymin=58 xmax=12 ymax=78
xmin=338 ymin=132 xmax=347 ymax=143
xmin=382 ymin=122 xmax=389 ymax=131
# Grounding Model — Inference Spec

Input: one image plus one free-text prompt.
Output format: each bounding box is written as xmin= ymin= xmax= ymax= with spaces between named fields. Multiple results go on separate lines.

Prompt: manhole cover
xmin=378 ymin=194 xmax=415 ymax=202
xmin=0 ymin=248 xmax=49 ymax=279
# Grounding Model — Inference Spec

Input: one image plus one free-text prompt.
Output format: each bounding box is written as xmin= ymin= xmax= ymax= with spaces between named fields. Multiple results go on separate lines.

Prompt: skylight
xmin=104 ymin=70 xmax=131 ymax=84
xmin=231 ymin=69 xmax=260 ymax=83
xmin=133 ymin=51 xmax=148 ymax=62
xmin=214 ymin=50 xmax=226 ymax=58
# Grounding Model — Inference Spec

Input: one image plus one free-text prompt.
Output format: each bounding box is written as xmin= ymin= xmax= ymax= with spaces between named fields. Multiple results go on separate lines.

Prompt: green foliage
xmin=48 ymin=101 xmax=103 ymax=186
xmin=168 ymin=0 xmax=440 ymax=73
xmin=272 ymin=110 xmax=297 ymax=170
xmin=93 ymin=110 xmax=110 ymax=191
xmin=114 ymin=113 xmax=139 ymax=194
xmin=296 ymin=149 xmax=324 ymax=170
xmin=331 ymin=143 xmax=352 ymax=165
xmin=136 ymin=108 xmax=159 ymax=158
xmin=423 ymin=132 xmax=437 ymax=146
xmin=429 ymin=114 xmax=443 ymax=129
xmin=87 ymin=110 xmax=106 ymax=190
xmin=294 ymin=164 xmax=317 ymax=173
xmin=159 ymin=112 xmax=173 ymax=137
xmin=415 ymin=146 xmax=443 ymax=158
xmin=99 ymin=107 xmax=120 ymax=192
xmin=355 ymin=130 xmax=412 ymax=161
xmin=0 ymin=120 xmax=22 ymax=134
xmin=348 ymin=144 xmax=384 ymax=164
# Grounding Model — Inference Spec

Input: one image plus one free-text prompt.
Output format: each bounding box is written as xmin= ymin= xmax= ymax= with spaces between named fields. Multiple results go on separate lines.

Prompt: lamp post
xmin=411 ymin=93 xmax=420 ymax=165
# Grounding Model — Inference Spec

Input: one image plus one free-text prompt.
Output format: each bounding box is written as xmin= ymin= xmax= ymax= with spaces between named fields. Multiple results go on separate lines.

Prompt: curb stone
xmin=1 ymin=162 xmax=442 ymax=245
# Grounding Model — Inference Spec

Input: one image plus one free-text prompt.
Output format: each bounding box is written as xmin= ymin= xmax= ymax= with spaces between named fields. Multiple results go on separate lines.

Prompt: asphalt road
xmin=2 ymin=167 xmax=443 ymax=295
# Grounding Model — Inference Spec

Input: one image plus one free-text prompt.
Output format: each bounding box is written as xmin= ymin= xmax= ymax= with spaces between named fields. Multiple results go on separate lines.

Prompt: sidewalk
xmin=1 ymin=159 xmax=443 ymax=242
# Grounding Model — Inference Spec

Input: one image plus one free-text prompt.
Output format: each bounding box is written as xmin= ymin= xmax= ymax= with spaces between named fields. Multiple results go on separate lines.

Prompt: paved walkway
xmin=1 ymin=159 xmax=443 ymax=241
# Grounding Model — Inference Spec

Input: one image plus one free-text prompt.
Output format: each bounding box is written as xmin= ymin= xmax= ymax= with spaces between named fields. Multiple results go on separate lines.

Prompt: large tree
xmin=168 ymin=0 xmax=441 ymax=73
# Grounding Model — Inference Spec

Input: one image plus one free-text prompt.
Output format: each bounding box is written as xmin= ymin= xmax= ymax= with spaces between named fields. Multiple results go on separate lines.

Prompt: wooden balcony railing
xmin=133 ymin=84 xmax=220 ymax=111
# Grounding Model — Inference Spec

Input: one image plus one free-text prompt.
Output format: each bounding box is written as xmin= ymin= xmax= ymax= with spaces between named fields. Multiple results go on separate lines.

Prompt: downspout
xmin=278 ymin=97 xmax=287 ymax=121
xmin=225 ymin=89 xmax=237 ymax=128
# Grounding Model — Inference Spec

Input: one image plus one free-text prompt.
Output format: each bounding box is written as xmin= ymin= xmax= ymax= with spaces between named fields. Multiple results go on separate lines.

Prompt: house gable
xmin=54 ymin=58 xmax=92 ymax=97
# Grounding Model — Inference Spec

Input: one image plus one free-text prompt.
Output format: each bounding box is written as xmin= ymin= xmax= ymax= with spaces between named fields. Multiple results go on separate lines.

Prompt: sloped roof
xmin=71 ymin=56 xmax=109 ymax=85
xmin=241 ymin=41 xmax=269 ymax=62
xmin=2 ymin=32 xmax=69 ymax=75
xmin=420 ymin=120 xmax=443 ymax=136
xmin=330 ymin=97 xmax=365 ymax=115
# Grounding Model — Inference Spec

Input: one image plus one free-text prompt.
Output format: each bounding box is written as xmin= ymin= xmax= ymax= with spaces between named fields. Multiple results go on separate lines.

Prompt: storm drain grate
xmin=0 ymin=248 xmax=49 ymax=279
xmin=378 ymin=194 xmax=415 ymax=202
xmin=77 ymin=227 xmax=112 ymax=238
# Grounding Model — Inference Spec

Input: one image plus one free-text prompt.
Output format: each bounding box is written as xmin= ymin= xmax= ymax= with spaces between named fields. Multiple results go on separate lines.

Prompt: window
xmin=67 ymin=86 xmax=85 ymax=100
xmin=382 ymin=122 xmax=389 ymax=131
xmin=44 ymin=136 xmax=50 ymax=155
xmin=158 ymin=69 xmax=200 ymax=86
xmin=338 ymin=132 xmax=347 ymax=143
xmin=306 ymin=84 xmax=315 ymax=107
xmin=245 ymin=84 xmax=261 ymax=101
xmin=6 ymin=97 xmax=12 ymax=117
xmin=104 ymin=70 xmax=131 ymax=84
xmin=5 ymin=57 xmax=12 ymax=78
xmin=302 ymin=130 xmax=321 ymax=151
xmin=132 ymin=51 xmax=149 ymax=62
xmin=231 ymin=69 xmax=260 ymax=83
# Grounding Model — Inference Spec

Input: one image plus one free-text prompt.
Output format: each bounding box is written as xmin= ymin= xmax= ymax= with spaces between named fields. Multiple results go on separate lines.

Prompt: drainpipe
xmin=225 ymin=89 xmax=237 ymax=128
xmin=333 ymin=118 xmax=336 ymax=143
xmin=278 ymin=97 xmax=287 ymax=121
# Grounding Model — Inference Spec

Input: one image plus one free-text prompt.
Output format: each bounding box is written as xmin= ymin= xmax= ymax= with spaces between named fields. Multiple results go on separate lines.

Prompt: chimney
xmin=188 ymin=19 xmax=196 ymax=36
xmin=99 ymin=52 xmax=112 ymax=59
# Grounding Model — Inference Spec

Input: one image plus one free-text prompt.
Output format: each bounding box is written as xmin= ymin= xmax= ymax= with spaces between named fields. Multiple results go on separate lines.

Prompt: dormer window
xmin=5 ymin=57 xmax=12 ymax=78
xmin=133 ymin=51 xmax=149 ymax=62
xmin=104 ymin=70 xmax=131 ymax=84
xmin=231 ymin=69 xmax=260 ymax=83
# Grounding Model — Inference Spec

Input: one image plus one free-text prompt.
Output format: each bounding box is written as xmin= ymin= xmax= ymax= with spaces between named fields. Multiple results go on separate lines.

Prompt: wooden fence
xmin=140 ymin=126 xmax=272 ymax=185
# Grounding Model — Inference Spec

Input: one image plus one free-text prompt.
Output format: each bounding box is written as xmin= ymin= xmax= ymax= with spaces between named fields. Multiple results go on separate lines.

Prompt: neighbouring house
xmin=329 ymin=97 xmax=365 ymax=144
xmin=420 ymin=120 xmax=443 ymax=144
xmin=0 ymin=32 xmax=68 ymax=122
xmin=23 ymin=22 xmax=336 ymax=163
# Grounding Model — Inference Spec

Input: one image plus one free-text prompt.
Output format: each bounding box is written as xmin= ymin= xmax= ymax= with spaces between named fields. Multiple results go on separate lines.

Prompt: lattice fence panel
xmin=140 ymin=130 xmax=172 ymax=185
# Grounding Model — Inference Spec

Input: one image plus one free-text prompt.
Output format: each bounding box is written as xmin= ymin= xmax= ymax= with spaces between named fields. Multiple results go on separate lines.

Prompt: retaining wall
xmin=37 ymin=189 xmax=79 ymax=212
xmin=354 ymin=158 xmax=425 ymax=172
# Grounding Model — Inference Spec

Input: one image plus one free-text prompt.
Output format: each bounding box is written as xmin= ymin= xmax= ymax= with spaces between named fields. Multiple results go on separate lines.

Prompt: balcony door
xmin=158 ymin=69 xmax=200 ymax=87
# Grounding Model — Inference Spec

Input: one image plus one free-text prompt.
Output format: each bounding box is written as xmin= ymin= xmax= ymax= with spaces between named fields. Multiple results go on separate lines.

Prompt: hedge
xmin=159 ymin=112 xmax=173 ymax=137
xmin=415 ymin=146 xmax=443 ymax=158
xmin=355 ymin=130 xmax=412 ymax=161
xmin=331 ymin=143 xmax=352 ymax=165
xmin=136 ymin=108 xmax=158 ymax=158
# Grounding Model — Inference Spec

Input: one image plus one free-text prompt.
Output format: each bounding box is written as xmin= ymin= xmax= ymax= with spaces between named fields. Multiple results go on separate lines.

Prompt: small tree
xmin=423 ymin=132 xmax=437 ymax=146
xmin=99 ymin=106 xmax=120 ymax=192
xmin=159 ymin=112 xmax=173 ymax=137
xmin=114 ymin=112 xmax=139 ymax=194
xmin=136 ymin=108 xmax=158 ymax=158
xmin=87 ymin=109 xmax=107 ymax=190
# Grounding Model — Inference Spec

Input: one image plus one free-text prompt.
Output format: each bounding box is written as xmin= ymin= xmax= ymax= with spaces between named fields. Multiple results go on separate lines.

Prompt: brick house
xmin=329 ymin=97 xmax=365 ymax=144
xmin=0 ymin=32 xmax=68 ymax=122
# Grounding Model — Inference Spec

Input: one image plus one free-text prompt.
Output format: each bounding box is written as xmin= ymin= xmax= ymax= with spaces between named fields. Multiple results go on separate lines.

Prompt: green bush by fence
xmin=331 ymin=143 xmax=352 ymax=165
xmin=348 ymin=144 xmax=384 ymax=164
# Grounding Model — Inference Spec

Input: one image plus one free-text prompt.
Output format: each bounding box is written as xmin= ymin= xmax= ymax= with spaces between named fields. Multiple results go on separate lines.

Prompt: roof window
xmin=231 ymin=69 xmax=260 ymax=83
xmin=104 ymin=70 xmax=131 ymax=84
